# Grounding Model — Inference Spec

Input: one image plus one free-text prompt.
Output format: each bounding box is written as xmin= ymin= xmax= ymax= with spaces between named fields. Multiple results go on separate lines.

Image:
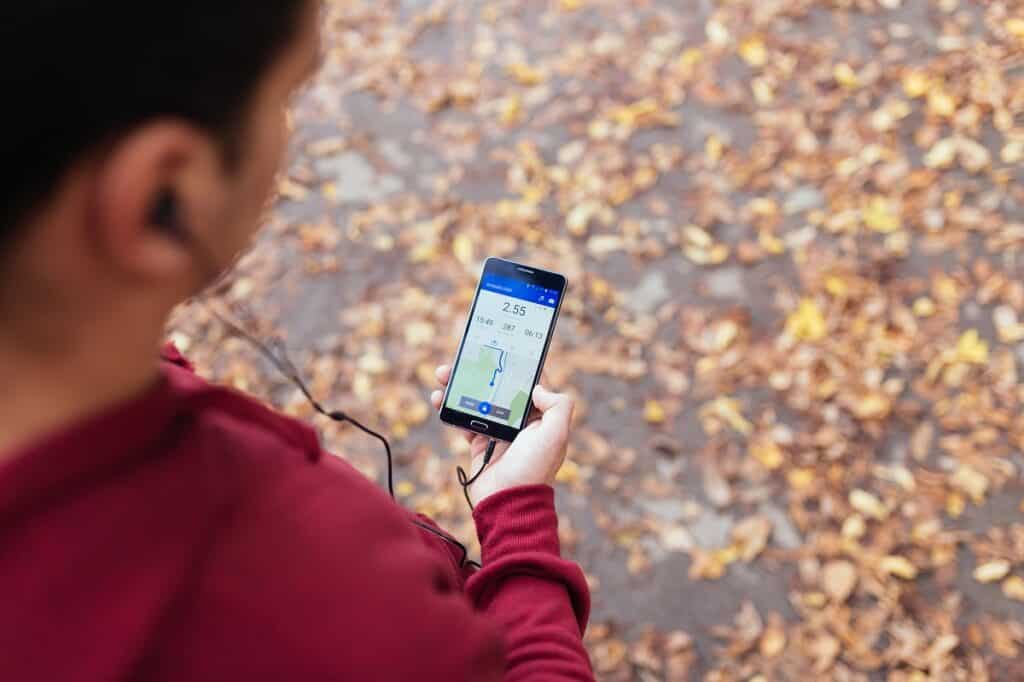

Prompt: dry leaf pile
xmin=170 ymin=0 xmax=1024 ymax=678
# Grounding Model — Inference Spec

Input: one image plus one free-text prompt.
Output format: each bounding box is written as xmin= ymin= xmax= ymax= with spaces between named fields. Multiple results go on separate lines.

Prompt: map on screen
xmin=446 ymin=275 xmax=558 ymax=427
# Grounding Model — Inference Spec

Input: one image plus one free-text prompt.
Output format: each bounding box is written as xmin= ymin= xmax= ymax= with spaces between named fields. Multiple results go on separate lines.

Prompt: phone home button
xmin=470 ymin=420 xmax=490 ymax=432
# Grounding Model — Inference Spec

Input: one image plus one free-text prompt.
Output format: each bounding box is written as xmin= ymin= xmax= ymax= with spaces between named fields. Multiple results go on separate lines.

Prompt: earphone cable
xmin=457 ymin=440 xmax=497 ymax=512
xmin=207 ymin=306 xmax=482 ymax=568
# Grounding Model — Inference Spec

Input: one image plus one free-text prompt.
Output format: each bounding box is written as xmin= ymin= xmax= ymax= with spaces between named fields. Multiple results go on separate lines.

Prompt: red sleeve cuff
xmin=161 ymin=342 xmax=195 ymax=373
xmin=472 ymin=484 xmax=561 ymax=565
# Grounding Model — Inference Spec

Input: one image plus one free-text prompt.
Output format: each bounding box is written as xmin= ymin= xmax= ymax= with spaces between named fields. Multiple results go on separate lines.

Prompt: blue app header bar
xmin=482 ymin=274 xmax=560 ymax=308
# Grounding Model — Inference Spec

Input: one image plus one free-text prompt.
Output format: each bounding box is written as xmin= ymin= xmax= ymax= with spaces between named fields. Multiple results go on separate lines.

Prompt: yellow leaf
xmin=396 ymin=480 xmax=416 ymax=497
xmin=507 ymin=62 xmax=544 ymax=86
xmin=786 ymin=299 xmax=828 ymax=342
xmin=566 ymin=202 xmax=598 ymax=237
xmin=682 ymin=225 xmax=713 ymax=248
xmin=751 ymin=78 xmax=775 ymax=105
xmin=760 ymin=620 xmax=787 ymax=658
xmin=928 ymin=88 xmax=957 ymax=118
xmin=1003 ymin=576 xmax=1024 ymax=601
xmin=974 ymin=560 xmax=1012 ymax=584
xmin=676 ymin=48 xmax=704 ymax=75
xmin=704 ymin=397 xmax=752 ymax=435
xmin=453 ymin=234 xmax=475 ymax=266
xmin=689 ymin=549 xmax=727 ymax=580
xmin=913 ymin=297 xmax=936 ymax=317
xmin=559 ymin=0 xmax=585 ymax=10
xmin=555 ymin=459 xmax=580 ymax=484
xmin=1006 ymin=18 xmax=1024 ymax=38
xmin=842 ymin=515 xmax=866 ymax=539
xmin=731 ymin=516 xmax=772 ymax=562
xmin=863 ymin=195 xmax=902 ymax=233
xmin=956 ymin=329 xmax=989 ymax=365
xmin=788 ymin=468 xmax=815 ymax=490
xmin=644 ymin=399 xmax=667 ymax=425
xmin=850 ymin=489 xmax=888 ymax=520
xmin=924 ymin=138 xmax=958 ymax=169
xmin=610 ymin=98 xmax=660 ymax=128
xmin=879 ymin=555 xmax=918 ymax=580
xmin=952 ymin=464 xmax=989 ymax=503
xmin=852 ymin=392 xmax=892 ymax=420
xmin=902 ymin=71 xmax=930 ymax=98
xmin=739 ymin=36 xmax=767 ymax=67
xmin=946 ymin=491 xmax=966 ymax=518
xmin=1002 ymin=141 xmax=1024 ymax=164
xmin=825 ymin=276 xmax=849 ymax=298
xmin=499 ymin=95 xmax=523 ymax=125
xmin=833 ymin=62 xmax=859 ymax=89
xmin=759 ymin=231 xmax=785 ymax=255
xmin=751 ymin=439 xmax=784 ymax=470
xmin=404 ymin=321 xmax=436 ymax=346
xmin=705 ymin=135 xmax=724 ymax=163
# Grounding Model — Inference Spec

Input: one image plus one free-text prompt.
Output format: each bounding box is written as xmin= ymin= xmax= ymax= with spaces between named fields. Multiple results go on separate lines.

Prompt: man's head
xmin=0 ymin=1 xmax=320 ymax=341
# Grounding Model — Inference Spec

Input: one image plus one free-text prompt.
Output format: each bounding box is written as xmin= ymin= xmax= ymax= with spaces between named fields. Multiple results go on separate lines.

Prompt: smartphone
xmin=440 ymin=257 xmax=567 ymax=442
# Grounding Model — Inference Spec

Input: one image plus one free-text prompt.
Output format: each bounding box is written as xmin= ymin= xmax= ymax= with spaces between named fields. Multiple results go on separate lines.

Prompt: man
xmin=0 ymin=2 xmax=594 ymax=680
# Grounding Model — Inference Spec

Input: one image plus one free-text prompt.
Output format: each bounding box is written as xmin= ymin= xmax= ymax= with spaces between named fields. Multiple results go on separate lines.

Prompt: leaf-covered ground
xmin=170 ymin=0 xmax=1024 ymax=678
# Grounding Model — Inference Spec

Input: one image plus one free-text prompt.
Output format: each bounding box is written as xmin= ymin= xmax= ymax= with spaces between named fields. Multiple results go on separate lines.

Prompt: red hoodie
xmin=0 ymin=347 xmax=594 ymax=681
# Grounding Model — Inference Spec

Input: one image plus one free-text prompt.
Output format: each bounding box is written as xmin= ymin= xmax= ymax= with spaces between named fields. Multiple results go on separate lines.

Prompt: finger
xmin=435 ymin=365 xmax=452 ymax=386
xmin=523 ymin=403 xmax=543 ymax=427
xmin=470 ymin=435 xmax=508 ymax=459
xmin=532 ymin=384 xmax=574 ymax=416
xmin=430 ymin=390 xmax=445 ymax=411
xmin=469 ymin=434 xmax=491 ymax=457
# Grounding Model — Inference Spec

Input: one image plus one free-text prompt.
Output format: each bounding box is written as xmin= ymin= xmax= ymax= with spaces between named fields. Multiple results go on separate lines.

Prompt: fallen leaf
xmin=759 ymin=615 xmax=787 ymax=658
xmin=1003 ymin=576 xmax=1024 ymax=601
xmin=862 ymin=195 xmax=902 ymax=233
xmin=879 ymin=555 xmax=918 ymax=580
xmin=852 ymin=392 xmax=892 ymax=420
xmin=786 ymin=299 xmax=827 ymax=342
xmin=507 ymin=62 xmax=544 ymax=86
xmin=822 ymin=560 xmax=858 ymax=603
xmin=750 ymin=439 xmax=784 ymax=470
xmin=453 ymin=234 xmax=475 ymax=266
xmin=731 ymin=516 xmax=772 ymax=562
xmin=739 ymin=36 xmax=767 ymax=67
xmin=644 ymin=399 xmax=667 ymax=424
xmin=850 ymin=489 xmax=888 ymax=520
xmin=974 ymin=560 xmax=1012 ymax=584
xmin=833 ymin=62 xmax=859 ymax=89
xmin=956 ymin=329 xmax=989 ymax=365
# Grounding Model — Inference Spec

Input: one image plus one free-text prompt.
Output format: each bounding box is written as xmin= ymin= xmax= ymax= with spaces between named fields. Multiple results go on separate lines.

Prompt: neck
xmin=0 ymin=297 xmax=169 ymax=460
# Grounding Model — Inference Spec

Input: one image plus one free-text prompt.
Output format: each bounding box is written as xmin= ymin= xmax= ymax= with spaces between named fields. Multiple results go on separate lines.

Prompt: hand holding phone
xmin=439 ymin=258 xmax=567 ymax=443
xmin=435 ymin=257 xmax=570 ymax=505
xmin=431 ymin=368 xmax=574 ymax=506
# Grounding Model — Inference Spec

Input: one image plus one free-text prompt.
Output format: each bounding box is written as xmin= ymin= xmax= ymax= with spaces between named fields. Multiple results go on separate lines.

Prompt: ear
xmin=92 ymin=120 xmax=228 ymax=283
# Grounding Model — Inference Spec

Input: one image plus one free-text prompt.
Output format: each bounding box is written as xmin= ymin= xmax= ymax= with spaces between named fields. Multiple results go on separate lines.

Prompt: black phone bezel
xmin=439 ymin=257 xmax=567 ymax=443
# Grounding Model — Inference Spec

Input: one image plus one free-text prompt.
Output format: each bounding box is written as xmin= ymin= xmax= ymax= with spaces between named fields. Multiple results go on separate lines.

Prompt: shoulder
xmin=160 ymin=354 xmax=402 ymax=527
xmin=150 ymin=354 xmax=501 ymax=680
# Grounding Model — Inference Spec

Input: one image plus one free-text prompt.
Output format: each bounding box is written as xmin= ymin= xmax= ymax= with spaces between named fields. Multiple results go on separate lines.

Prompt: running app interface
xmin=446 ymin=274 xmax=559 ymax=427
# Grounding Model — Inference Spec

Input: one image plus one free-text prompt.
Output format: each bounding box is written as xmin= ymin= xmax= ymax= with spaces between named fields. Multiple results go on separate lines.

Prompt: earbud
xmin=151 ymin=189 xmax=188 ymax=243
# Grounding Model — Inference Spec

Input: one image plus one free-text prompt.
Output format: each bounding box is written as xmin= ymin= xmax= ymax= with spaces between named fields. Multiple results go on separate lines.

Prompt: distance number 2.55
xmin=503 ymin=301 xmax=528 ymax=316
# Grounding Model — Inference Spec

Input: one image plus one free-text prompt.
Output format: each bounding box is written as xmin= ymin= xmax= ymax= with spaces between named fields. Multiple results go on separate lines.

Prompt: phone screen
xmin=443 ymin=264 xmax=562 ymax=434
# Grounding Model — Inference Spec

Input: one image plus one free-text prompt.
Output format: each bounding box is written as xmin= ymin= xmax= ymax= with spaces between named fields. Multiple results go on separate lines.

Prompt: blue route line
xmin=484 ymin=345 xmax=507 ymax=387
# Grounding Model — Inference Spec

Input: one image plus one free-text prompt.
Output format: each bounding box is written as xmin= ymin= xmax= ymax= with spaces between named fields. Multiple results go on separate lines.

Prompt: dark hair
xmin=0 ymin=1 xmax=309 ymax=242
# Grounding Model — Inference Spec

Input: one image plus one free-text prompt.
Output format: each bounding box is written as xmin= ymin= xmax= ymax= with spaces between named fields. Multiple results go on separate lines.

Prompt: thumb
xmin=532 ymin=385 xmax=574 ymax=420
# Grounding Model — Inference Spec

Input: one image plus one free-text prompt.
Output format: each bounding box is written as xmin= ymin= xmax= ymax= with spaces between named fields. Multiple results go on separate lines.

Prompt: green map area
xmin=449 ymin=345 xmax=530 ymax=426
